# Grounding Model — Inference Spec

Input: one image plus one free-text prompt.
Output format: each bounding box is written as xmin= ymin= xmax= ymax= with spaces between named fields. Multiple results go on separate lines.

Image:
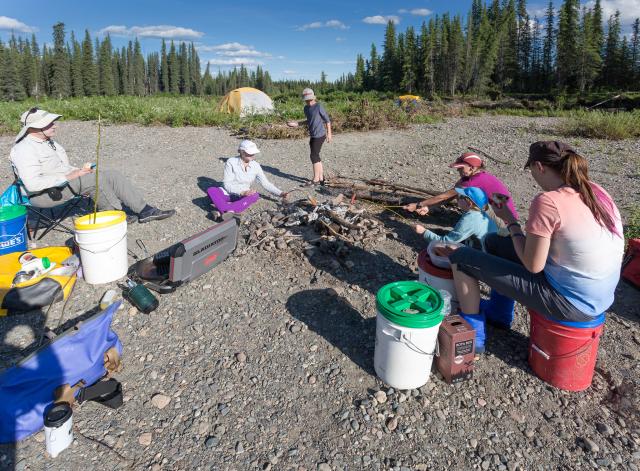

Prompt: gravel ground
xmin=1 ymin=116 xmax=639 ymax=471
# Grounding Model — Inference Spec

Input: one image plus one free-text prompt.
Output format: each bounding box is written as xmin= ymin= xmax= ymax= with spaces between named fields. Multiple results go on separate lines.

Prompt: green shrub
xmin=625 ymin=205 xmax=640 ymax=243
xmin=559 ymin=110 xmax=640 ymax=140
xmin=0 ymin=94 xmax=444 ymax=139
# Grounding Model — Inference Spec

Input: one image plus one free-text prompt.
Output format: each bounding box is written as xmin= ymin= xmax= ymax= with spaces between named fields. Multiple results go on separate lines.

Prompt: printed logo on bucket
xmin=0 ymin=233 xmax=25 ymax=249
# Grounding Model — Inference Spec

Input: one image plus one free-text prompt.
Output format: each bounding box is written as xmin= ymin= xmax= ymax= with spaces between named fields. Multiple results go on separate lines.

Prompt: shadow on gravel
xmin=0 ymin=309 xmax=63 ymax=471
xmin=287 ymin=289 xmax=376 ymax=375
xmin=483 ymin=325 xmax=534 ymax=375
xmin=304 ymin=243 xmax=414 ymax=295
xmin=193 ymin=176 xmax=220 ymax=218
xmin=260 ymin=164 xmax=307 ymax=185
xmin=609 ymin=282 xmax=640 ymax=325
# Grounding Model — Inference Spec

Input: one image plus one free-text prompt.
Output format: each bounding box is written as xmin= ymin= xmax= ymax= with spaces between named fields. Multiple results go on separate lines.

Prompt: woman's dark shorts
xmin=309 ymin=136 xmax=326 ymax=164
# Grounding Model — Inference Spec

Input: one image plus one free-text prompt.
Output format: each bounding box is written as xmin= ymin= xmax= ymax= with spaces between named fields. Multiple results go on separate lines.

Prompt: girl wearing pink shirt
xmin=447 ymin=141 xmax=624 ymax=353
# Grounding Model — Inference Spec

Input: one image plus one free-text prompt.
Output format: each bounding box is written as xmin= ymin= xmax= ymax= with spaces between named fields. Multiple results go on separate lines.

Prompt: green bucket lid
xmin=376 ymin=281 xmax=444 ymax=328
xmin=0 ymin=205 xmax=27 ymax=222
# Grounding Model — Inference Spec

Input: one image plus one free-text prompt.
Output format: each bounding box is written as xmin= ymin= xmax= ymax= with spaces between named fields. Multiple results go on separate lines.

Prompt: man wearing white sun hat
xmin=10 ymin=108 xmax=175 ymax=223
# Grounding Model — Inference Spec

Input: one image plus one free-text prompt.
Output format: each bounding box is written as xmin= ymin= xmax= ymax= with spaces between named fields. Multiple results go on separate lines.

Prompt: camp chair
xmin=11 ymin=168 xmax=90 ymax=240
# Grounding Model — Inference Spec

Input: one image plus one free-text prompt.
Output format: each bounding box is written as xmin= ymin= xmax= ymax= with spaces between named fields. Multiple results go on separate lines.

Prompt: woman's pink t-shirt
xmin=525 ymin=184 xmax=624 ymax=316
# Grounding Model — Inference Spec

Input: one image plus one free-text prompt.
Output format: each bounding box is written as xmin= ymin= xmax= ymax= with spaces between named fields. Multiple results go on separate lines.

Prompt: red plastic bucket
xmin=528 ymin=309 xmax=605 ymax=391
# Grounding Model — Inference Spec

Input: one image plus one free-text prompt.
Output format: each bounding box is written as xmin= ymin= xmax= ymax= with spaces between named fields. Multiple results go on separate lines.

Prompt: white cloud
xmin=207 ymin=57 xmax=263 ymax=67
xmin=410 ymin=8 xmax=432 ymax=16
xmin=586 ymin=0 xmax=640 ymax=26
xmin=336 ymin=36 xmax=346 ymax=42
xmin=0 ymin=16 xmax=38 ymax=33
xmin=398 ymin=9 xmax=408 ymax=13
xmin=283 ymin=70 xmax=298 ymax=75
xmin=363 ymin=15 xmax=400 ymax=25
xmin=296 ymin=19 xmax=348 ymax=31
xmin=197 ymin=42 xmax=272 ymax=62
xmin=198 ymin=42 xmax=250 ymax=52
xmin=218 ymin=49 xmax=272 ymax=57
xmin=98 ymin=24 xmax=204 ymax=39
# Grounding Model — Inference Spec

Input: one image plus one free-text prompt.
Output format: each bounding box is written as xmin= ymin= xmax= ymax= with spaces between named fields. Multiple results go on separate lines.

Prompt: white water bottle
xmin=44 ymin=402 xmax=73 ymax=458
xmin=438 ymin=289 xmax=452 ymax=316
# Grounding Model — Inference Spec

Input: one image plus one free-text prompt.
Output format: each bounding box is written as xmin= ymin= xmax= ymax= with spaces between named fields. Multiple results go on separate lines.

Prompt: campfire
xmin=237 ymin=193 xmax=395 ymax=257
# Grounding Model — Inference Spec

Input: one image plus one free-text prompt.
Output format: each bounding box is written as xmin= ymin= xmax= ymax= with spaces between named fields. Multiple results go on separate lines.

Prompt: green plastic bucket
xmin=374 ymin=281 xmax=444 ymax=389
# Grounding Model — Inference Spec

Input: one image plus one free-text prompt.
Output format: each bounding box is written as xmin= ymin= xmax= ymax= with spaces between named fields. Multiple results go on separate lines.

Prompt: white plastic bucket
xmin=417 ymin=249 xmax=459 ymax=312
xmin=74 ymin=211 xmax=127 ymax=285
xmin=374 ymin=281 xmax=444 ymax=390
xmin=374 ymin=314 xmax=442 ymax=389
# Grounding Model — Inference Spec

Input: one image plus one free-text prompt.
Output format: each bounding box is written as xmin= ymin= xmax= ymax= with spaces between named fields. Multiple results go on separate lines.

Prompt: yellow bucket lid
xmin=74 ymin=210 xmax=126 ymax=231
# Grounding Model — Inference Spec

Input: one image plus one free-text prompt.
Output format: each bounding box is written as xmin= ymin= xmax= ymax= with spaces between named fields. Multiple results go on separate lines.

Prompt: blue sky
xmin=0 ymin=0 xmax=637 ymax=81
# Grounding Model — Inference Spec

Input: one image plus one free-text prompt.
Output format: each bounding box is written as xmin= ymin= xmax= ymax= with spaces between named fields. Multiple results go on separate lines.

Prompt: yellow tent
xmin=218 ymin=87 xmax=275 ymax=117
xmin=398 ymin=95 xmax=422 ymax=102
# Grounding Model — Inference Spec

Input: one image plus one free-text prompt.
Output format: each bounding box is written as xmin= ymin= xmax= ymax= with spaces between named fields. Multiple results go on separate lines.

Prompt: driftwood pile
xmin=236 ymin=194 xmax=394 ymax=258
xmin=322 ymin=175 xmax=440 ymax=206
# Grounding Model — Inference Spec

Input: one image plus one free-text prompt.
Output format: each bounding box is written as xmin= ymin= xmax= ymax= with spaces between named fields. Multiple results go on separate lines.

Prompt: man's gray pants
xmin=29 ymin=169 xmax=147 ymax=213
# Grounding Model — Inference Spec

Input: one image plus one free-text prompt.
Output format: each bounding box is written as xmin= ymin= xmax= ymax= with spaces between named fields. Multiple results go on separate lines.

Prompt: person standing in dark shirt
xmin=288 ymin=88 xmax=332 ymax=186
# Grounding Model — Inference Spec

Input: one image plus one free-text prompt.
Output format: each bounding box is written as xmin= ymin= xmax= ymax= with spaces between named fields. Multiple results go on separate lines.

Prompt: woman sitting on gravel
xmin=445 ymin=141 xmax=624 ymax=353
xmin=207 ymin=140 xmax=288 ymax=219
xmin=404 ymin=151 xmax=518 ymax=219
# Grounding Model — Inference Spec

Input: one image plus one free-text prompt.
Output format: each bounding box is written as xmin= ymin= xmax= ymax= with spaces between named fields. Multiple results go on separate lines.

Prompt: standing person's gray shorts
xmin=449 ymin=233 xmax=592 ymax=322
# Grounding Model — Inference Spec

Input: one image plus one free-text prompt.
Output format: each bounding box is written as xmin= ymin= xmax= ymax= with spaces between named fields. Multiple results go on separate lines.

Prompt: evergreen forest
xmin=0 ymin=0 xmax=639 ymax=102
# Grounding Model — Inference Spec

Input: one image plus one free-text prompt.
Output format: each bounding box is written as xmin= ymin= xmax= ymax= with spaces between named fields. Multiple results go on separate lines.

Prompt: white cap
xmin=238 ymin=140 xmax=260 ymax=155
xmin=15 ymin=108 xmax=62 ymax=143
xmin=302 ymin=88 xmax=315 ymax=101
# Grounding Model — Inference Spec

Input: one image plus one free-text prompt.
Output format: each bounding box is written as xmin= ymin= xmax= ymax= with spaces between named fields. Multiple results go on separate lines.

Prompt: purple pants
xmin=207 ymin=187 xmax=259 ymax=213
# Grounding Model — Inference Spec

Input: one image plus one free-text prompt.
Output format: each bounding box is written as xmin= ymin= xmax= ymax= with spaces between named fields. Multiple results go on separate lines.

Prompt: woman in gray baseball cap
xmin=10 ymin=108 xmax=175 ymax=223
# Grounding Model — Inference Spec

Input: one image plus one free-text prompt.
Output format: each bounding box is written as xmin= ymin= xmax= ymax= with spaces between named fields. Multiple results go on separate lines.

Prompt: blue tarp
xmin=0 ymin=302 xmax=122 ymax=443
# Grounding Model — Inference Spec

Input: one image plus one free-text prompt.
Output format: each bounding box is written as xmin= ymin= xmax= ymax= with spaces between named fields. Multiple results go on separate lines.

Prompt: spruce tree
xmin=30 ymin=34 xmax=41 ymax=98
xmin=70 ymin=31 xmax=84 ymax=97
xmin=424 ymin=18 xmax=437 ymax=96
xmin=576 ymin=8 xmax=599 ymax=92
xmin=203 ymin=63 xmax=214 ymax=95
xmin=381 ymin=21 xmax=398 ymax=90
xmin=517 ymin=0 xmax=532 ymax=90
xmin=542 ymin=1 xmax=555 ymax=90
xmin=474 ymin=7 xmax=502 ymax=94
xmin=160 ymin=40 xmax=169 ymax=92
xmin=591 ymin=0 xmax=604 ymax=57
xmin=168 ymin=41 xmax=179 ymax=93
xmin=147 ymin=52 xmax=160 ymax=94
xmin=557 ymin=0 xmax=580 ymax=90
xmin=98 ymin=35 xmax=115 ymax=95
xmin=447 ymin=15 xmax=464 ymax=95
xmin=123 ymin=41 xmax=133 ymax=94
xmin=133 ymin=38 xmax=145 ymax=95
xmin=51 ymin=22 xmax=71 ymax=98
xmin=353 ymin=54 xmax=365 ymax=91
xmin=40 ymin=44 xmax=52 ymax=96
xmin=178 ymin=42 xmax=189 ymax=93
xmin=0 ymin=38 xmax=27 ymax=100
xmin=401 ymin=27 xmax=417 ymax=93
xmin=81 ymin=30 xmax=98 ymax=96
xmin=21 ymin=37 xmax=36 ymax=97
xmin=632 ymin=19 xmax=640 ymax=85
xmin=602 ymin=11 xmax=621 ymax=87
xmin=366 ymin=43 xmax=379 ymax=90
xmin=530 ymin=16 xmax=543 ymax=89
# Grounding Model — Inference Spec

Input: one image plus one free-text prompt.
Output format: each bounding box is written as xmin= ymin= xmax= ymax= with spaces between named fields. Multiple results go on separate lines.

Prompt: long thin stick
xmin=586 ymin=94 xmax=621 ymax=110
xmin=467 ymin=146 xmax=510 ymax=165
xmin=92 ymin=114 xmax=101 ymax=223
